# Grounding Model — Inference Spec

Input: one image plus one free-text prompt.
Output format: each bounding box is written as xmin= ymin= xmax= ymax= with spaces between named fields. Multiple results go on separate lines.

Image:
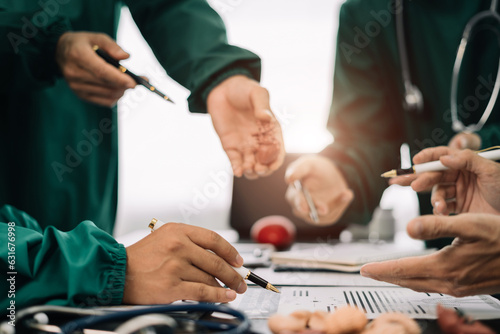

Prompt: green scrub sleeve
xmin=0 ymin=205 xmax=127 ymax=312
xmin=318 ymin=3 xmax=403 ymax=226
xmin=124 ymin=0 xmax=261 ymax=113
xmin=476 ymin=124 xmax=500 ymax=150
xmin=0 ymin=11 xmax=71 ymax=87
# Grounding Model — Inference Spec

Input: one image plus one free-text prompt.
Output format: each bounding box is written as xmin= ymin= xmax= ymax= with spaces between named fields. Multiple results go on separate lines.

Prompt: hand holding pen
xmin=285 ymin=155 xmax=354 ymax=226
xmin=385 ymin=146 xmax=500 ymax=216
xmin=56 ymin=32 xmax=137 ymax=107
xmin=123 ymin=219 xmax=250 ymax=305
xmin=149 ymin=219 xmax=280 ymax=294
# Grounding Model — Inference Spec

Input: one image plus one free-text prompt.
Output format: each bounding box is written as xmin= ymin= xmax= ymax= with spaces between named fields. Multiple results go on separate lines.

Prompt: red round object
xmin=251 ymin=215 xmax=296 ymax=250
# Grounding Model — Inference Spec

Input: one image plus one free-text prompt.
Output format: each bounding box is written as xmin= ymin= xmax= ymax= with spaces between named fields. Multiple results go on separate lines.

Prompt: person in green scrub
xmin=0 ymin=0 xmax=285 ymax=310
xmin=284 ymin=0 xmax=500 ymax=236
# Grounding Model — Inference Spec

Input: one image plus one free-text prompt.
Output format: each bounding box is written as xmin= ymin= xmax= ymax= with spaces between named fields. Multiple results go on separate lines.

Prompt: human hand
xmin=360 ymin=213 xmax=500 ymax=297
xmin=284 ymin=155 xmax=354 ymax=226
xmin=389 ymin=133 xmax=481 ymax=188
xmin=391 ymin=146 xmax=500 ymax=215
xmin=56 ymin=32 xmax=136 ymax=107
xmin=122 ymin=223 xmax=247 ymax=304
xmin=207 ymin=75 xmax=285 ymax=179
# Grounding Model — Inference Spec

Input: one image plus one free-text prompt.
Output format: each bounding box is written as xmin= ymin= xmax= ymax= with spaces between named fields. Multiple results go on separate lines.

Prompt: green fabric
xmin=0 ymin=205 xmax=127 ymax=311
xmin=321 ymin=0 xmax=500 ymax=226
xmin=0 ymin=0 xmax=261 ymax=309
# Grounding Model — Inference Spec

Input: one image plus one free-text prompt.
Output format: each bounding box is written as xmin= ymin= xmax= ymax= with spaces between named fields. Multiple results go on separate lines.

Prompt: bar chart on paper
xmin=278 ymin=287 xmax=500 ymax=320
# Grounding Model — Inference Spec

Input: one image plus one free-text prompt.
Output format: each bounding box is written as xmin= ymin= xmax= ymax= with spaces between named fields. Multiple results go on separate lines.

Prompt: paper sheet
xmin=252 ymin=267 xmax=396 ymax=287
xmin=231 ymin=286 xmax=500 ymax=320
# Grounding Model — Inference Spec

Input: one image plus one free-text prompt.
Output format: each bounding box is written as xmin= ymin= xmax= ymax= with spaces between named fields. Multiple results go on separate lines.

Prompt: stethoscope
xmin=0 ymin=303 xmax=251 ymax=334
xmin=396 ymin=0 xmax=500 ymax=133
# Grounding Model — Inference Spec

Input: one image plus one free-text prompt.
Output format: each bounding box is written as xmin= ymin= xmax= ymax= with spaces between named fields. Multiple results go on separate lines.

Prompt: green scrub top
xmin=0 ymin=0 xmax=261 ymax=309
xmin=320 ymin=0 xmax=500 ymax=228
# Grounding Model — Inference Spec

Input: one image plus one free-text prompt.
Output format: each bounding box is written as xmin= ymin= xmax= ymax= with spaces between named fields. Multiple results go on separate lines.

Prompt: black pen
xmin=148 ymin=218 xmax=280 ymax=293
xmin=93 ymin=45 xmax=174 ymax=103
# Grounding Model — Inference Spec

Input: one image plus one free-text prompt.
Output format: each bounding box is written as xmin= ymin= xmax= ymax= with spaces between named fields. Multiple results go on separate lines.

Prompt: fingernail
xmin=236 ymin=281 xmax=247 ymax=294
xmin=264 ymin=109 xmax=273 ymax=117
xmin=235 ymin=254 xmax=244 ymax=266
xmin=360 ymin=267 xmax=372 ymax=278
xmin=460 ymin=137 xmax=467 ymax=149
xmin=226 ymin=290 xmax=237 ymax=300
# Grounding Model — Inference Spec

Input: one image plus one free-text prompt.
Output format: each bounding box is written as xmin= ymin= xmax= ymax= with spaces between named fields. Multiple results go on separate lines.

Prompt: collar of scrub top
xmin=396 ymin=0 xmax=500 ymax=133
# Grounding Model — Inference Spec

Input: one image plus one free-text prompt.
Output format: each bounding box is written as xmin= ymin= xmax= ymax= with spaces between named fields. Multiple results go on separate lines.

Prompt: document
xmin=231 ymin=286 xmax=500 ymax=320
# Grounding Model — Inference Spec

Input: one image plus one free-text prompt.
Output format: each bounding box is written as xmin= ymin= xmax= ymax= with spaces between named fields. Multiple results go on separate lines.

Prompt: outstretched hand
xmin=361 ymin=213 xmax=500 ymax=297
xmin=207 ymin=75 xmax=285 ymax=179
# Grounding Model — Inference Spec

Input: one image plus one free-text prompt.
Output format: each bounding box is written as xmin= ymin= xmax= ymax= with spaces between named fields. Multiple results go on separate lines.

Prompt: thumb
xmin=448 ymin=132 xmax=481 ymax=150
xmin=250 ymin=86 xmax=273 ymax=122
xmin=91 ymin=33 xmax=129 ymax=60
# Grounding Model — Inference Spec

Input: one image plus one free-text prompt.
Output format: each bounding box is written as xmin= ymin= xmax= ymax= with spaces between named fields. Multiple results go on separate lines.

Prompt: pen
xmin=148 ymin=219 xmax=280 ymax=293
xmin=93 ymin=45 xmax=174 ymax=103
xmin=293 ymin=180 xmax=319 ymax=223
xmin=381 ymin=148 xmax=500 ymax=178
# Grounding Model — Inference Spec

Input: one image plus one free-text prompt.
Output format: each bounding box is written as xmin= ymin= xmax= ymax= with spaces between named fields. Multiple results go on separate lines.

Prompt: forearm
xmin=0 ymin=205 xmax=126 ymax=312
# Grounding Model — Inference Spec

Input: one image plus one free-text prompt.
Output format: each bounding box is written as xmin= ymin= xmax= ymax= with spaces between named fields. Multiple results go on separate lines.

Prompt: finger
xmin=91 ymin=33 xmax=130 ymax=60
xmin=412 ymin=146 xmax=454 ymax=165
xmin=406 ymin=214 xmax=493 ymax=241
xmin=189 ymin=249 xmax=246 ymax=293
xmin=249 ymin=87 xmax=272 ymax=122
xmin=78 ymin=39 xmax=135 ymax=89
xmin=431 ymin=184 xmax=456 ymax=214
xmin=225 ymin=149 xmax=244 ymax=177
xmin=180 ymin=265 xmax=222 ymax=289
xmin=360 ymin=256 xmax=437 ymax=281
xmin=409 ymin=171 xmax=447 ymax=192
xmin=184 ymin=225 xmax=244 ymax=268
xmin=241 ymin=147 xmax=256 ymax=176
xmin=284 ymin=158 xmax=314 ymax=184
xmin=448 ymin=132 xmax=481 ymax=150
xmin=440 ymin=149 xmax=497 ymax=176
xmin=388 ymin=174 xmax=417 ymax=186
xmin=176 ymin=281 xmax=237 ymax=303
